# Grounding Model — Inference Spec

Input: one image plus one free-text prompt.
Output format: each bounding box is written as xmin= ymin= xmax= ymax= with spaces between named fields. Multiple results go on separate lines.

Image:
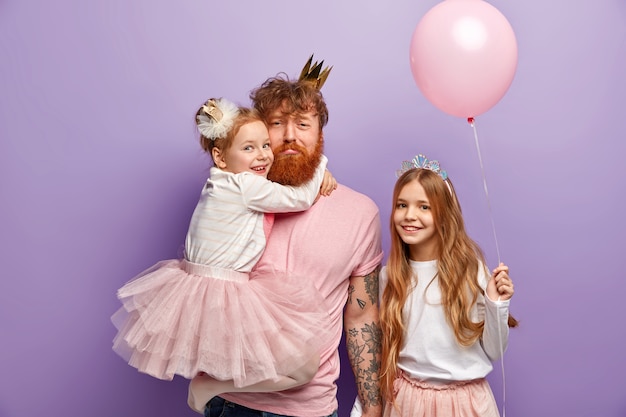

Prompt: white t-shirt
xmin=384 ymin=259 xmax=510 ymax=383
xmin=351 ymin=259 xmax=511 ymax=416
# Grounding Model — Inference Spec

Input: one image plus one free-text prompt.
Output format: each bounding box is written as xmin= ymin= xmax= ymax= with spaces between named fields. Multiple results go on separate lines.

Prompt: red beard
xmin=268 ymin=141 xmax=324 ymax=186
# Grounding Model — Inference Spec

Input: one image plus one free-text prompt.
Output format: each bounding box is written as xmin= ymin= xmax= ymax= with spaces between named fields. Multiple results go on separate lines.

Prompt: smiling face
xmin=393 ymin=178 xmax=439 ymax=261
xmin=212 ymin=120 xmax=274 ymax=177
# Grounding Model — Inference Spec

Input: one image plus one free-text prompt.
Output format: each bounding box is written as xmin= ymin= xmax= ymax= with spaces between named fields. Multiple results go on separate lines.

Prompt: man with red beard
xmin=189 ymin=57 xmax=383 ymax=417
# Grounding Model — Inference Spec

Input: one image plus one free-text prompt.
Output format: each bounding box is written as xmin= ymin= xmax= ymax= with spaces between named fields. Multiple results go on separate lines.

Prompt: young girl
xmin=378 ymin=154 xmax=517 ymax=417
xmin=112 ymin=97 xmax=335 ymax=408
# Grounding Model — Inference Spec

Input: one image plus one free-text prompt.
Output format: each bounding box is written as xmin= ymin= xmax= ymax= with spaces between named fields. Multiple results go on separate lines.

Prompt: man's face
xmin=265 ymin=107 xmax=323 ymax=186
xmin=266 ymin=108 xmax=321 ymax=154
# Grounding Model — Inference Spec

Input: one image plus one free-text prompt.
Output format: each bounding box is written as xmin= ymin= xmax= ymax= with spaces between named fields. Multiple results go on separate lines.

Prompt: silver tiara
xmin=396 ymin=154 xmax=448 ymax=181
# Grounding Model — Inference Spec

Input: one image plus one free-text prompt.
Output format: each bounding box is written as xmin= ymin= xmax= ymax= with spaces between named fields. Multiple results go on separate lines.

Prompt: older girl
xmin=379 ymin=154 xmax=517 ymax=417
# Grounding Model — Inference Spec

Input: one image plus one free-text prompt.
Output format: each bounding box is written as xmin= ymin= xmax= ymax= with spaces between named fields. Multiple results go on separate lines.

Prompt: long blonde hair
xmin=380 ymin=168 xmax=518 ymax=403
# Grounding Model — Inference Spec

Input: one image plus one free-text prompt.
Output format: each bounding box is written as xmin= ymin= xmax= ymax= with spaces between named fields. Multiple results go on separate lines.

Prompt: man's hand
xmin=187 ymin=372 xmax=211 ymax=415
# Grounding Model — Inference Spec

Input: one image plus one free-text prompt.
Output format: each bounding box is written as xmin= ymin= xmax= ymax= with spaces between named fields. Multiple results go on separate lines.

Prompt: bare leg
xmin=187 ymin=355 xmax=319 ymax=414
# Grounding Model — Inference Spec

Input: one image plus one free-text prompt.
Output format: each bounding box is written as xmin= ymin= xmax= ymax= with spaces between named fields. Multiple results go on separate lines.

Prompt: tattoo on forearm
xmin=348 ymin=284 xmax=355 ymax=305
xmin=364 ymin=266 xmax=380 ymax=306
xmin=346 ymin=321 xmax=382 ymax=409
xmin=350 ymin=266 xmax=381 ymax=310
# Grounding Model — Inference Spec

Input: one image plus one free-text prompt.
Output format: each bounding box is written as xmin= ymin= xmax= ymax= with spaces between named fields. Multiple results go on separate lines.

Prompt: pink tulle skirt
xmin=383 ymin=372 xmax=500 ymax=417
xmin=112 ymin=259 xmax=332 ymax=386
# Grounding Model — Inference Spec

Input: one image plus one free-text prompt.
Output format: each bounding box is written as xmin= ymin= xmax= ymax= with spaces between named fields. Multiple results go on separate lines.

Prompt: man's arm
xmin=344 ymin=265 xmax=382 ymax=417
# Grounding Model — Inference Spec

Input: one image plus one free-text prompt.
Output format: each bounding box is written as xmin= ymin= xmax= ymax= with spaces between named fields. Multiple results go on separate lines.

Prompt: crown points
xmin=299 ymin=54 xmax=333 ymax=90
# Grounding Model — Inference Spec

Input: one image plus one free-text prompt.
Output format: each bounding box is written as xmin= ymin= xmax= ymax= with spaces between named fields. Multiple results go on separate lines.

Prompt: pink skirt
xmin=112 ymin=259 xmax=332 ymax=386
xmin=383 ymin=372 xmax=500 ymax=417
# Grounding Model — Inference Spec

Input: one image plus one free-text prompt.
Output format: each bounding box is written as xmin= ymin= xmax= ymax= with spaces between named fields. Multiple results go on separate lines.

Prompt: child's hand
xmin=320 ymin=169 xmax=338 ymax=196
xmin=487 ymin=262 xmax=514 ymax=301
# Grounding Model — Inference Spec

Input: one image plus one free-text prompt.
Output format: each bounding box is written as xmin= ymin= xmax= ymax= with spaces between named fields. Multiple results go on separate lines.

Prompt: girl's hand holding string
xmin=487 ymin=262 xmax=514 ymax=302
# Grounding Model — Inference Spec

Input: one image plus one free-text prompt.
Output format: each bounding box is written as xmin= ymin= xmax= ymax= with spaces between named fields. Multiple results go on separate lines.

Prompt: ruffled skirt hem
xmin=112 ymin=259 xmax=332 ymax=386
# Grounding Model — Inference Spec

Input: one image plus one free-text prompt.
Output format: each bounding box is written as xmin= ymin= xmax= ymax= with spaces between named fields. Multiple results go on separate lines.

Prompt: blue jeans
xmin=204 ymin=396 xmax=338 ymax=417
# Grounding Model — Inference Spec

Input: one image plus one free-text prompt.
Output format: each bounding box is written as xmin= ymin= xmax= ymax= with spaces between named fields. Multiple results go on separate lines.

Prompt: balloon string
xmin=467 ymin=117 xmax=506 ymax=417
xmin=467 ymin=118 xmax=501 ymax=265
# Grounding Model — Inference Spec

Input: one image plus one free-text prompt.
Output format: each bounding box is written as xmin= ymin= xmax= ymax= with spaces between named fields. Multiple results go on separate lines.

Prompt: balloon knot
xmin=467 ymin=117 xmax=475 ymax=125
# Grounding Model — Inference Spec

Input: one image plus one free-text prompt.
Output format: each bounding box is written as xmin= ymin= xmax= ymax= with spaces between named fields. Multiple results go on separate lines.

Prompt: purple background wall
xmin=1 ymin=1 xmax=625 ymax=416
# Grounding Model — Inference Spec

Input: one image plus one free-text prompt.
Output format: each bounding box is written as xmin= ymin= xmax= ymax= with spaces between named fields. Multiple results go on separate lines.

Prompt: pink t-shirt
xmin=220 ymin=184 xmax=383 ymax=417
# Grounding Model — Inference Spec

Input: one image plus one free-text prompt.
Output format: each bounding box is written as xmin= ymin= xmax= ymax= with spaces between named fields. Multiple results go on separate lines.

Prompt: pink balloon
xmin=409 ymin=0 xmax=518 ymax=118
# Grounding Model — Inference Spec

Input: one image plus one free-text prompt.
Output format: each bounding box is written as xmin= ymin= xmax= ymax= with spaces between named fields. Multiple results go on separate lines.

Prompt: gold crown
xmin=298 ymin=54 xmax=333 ymax=90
